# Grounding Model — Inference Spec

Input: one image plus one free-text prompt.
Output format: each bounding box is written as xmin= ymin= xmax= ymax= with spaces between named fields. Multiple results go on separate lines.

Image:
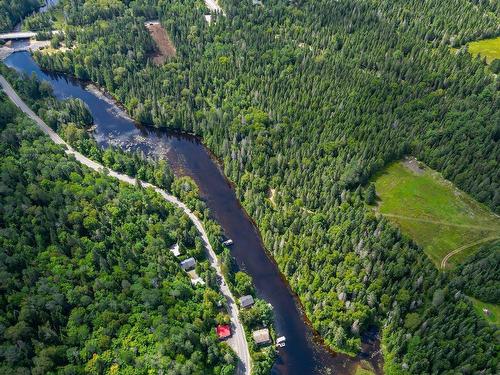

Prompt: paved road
xmin=0 ymin=75 xmax=251 ymax=375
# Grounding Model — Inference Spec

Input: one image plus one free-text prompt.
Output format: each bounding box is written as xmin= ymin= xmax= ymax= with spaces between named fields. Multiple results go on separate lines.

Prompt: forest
xmin=0 ymin=59 xmax=276 ymax=374
xmin=451 ymin=243 xmax=500 ymax=305
xmin=0 ymin=90 xmax=237 ymax=373
xmin=3 ymin=0 xmax=500 ymax=373
xmin=0 ymin=0 xmax=40 ymax=32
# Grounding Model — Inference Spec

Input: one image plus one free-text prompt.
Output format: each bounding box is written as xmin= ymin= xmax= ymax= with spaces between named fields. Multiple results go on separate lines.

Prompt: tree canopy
xmin=0 ymin=92 xmax=235 ymax=374
xmin=6 ymin=0 xmax=500 ymax=373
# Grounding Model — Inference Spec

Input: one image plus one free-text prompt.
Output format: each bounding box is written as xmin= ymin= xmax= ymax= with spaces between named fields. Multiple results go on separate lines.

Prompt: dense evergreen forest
xmin=0 ymin=91 xmax=237 ymax=373
xmin=451 ymin=242 xmax=500 ymax=304
xmin=0 ymin=0 xmax=40 ymax=32
xmin=7 ymin=0 xmax=500 ymax=373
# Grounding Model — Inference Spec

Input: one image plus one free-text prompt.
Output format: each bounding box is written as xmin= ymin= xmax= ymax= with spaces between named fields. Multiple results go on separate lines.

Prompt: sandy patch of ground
xmin=403 ymin=156 xmax=425 ymax=175
xmin=39 ymin=44 xmax=71 ymax=55
xmin=145 ymin=21 xmax=176 ymax=65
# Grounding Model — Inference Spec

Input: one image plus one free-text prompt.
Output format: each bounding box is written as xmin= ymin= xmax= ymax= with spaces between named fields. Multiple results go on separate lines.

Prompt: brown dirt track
xmin=145 ymin=22 xmax=176 ymax=65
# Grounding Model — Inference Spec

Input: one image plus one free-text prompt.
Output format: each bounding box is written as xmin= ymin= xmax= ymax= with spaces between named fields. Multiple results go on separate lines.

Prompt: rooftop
xmin=252 ymin=328 xmax=271 ymax=345
xmin=216 ymin=324 xmax=231 ymax=339
xmin=239 ymin=295 xmax=255 ymax=308
xmin=180 ymin=257 xmax=196 ymax=270
xmin=170 ymin=243 xmax=180 ymax=257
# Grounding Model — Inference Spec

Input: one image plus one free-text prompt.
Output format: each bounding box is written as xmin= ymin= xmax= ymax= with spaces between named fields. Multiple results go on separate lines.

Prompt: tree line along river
xmin=4 ymin=51 xmax=382 ymax=375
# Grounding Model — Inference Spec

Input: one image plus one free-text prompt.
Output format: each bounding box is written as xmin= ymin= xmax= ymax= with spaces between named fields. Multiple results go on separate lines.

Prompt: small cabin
xmin=239 ymin=295 xmax=255 ymax=308
xmin=216 ymin=324 xmax=231 ymax=340
xmin=252 ymin=328 xmax=271 ymax=345
xmin=170 ymin=243 xmax=180 ymax=257
xmin=180 ymin=257 xmax=196 ymax=271
xmin=483 ymin=308 xmax=491 ymax=316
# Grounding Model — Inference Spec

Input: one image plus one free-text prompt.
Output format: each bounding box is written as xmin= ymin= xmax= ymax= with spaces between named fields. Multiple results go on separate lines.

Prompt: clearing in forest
xmin=145 ymin=21 xmax=176 ymax=65
xmin=373 ymin=158 xmax=500 ymax=269
xmin=469 ymin=297 xmax=499 ymax=326
xmin=467 ymin=36 xmax=500 ymax=63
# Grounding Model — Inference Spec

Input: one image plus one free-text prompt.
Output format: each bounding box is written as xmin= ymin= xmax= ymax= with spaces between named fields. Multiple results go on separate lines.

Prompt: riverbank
xmin=4 ymin=51 xmax=383 ymax=374
xmin=40 ymin=62 xmax=381 ymax=364
xmin=0 ymin=73 xmax=252 ymax=375
xmin=0 ymin=39 xmax=51 ymax=60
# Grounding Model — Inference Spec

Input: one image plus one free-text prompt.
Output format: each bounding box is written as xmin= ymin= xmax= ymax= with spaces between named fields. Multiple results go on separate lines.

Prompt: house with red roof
xmin=216 ymin=324 xmax=231 ymax=340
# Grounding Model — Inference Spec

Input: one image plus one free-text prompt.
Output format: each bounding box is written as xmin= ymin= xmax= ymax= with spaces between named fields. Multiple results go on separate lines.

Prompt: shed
xmin=216 ymin=324 xmax=231 ymax=339
xmin=188 ymin=270 xmax=205 ymax=286
xmin=170 ymin=243 xmax=180 ymax=257
xmin=252 ymin=328 xmax=271 ymax=345
xmin=239 ymin=295 xmax=255 ymax=308
xmin=180 ymin=257 xmax=196 ymax=271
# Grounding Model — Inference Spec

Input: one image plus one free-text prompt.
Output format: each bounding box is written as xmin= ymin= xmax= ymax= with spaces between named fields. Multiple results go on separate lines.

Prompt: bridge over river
xmin=0 ymin=30 xmax=61 ymax=41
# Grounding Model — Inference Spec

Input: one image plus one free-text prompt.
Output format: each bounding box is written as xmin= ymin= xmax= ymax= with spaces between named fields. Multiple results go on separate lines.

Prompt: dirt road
xmin=440 ymin=236 xmax=499 ymax=269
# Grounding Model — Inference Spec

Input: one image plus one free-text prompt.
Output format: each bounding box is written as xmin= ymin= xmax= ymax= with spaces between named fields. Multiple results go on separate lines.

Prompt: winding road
xmin=440 ymin=236 xmax=500 ymax=269
xmin=0 ymin=74 xmax=251 ymax=375
xmin=380 ymin=213 xmax=499 ymax=269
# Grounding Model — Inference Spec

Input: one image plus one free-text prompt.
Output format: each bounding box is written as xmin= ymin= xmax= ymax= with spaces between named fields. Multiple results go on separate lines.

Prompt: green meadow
xmin=373 ymin=160 xmax=500 ymax=269
xmin=469 ymin=297 xmax=500 ymax=326
xmin=467 ymin=36 xmax=500 ymax=63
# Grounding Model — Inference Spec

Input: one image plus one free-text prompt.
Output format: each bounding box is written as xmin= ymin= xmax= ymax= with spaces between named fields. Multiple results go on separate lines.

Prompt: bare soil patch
xmin=145 ymin=22 xmax=176 ymax=65
xmin=403 ymin=156 xmax=425 ymax=175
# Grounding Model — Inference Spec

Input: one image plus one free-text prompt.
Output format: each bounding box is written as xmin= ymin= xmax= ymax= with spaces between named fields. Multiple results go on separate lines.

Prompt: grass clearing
xmin=467 ymin=36 xmax=500 ymax=63
xmin=373 ymin=159 xmax=500 ymax=269
xmin=469 ymin=297 xmax=500 ymax=326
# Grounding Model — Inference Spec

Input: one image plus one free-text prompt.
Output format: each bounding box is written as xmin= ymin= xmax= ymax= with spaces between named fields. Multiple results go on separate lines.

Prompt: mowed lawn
xmin=467 ymin=36 xmax=500 ymax=63
xmin=373 ymin=160 xmax=500 ymax=269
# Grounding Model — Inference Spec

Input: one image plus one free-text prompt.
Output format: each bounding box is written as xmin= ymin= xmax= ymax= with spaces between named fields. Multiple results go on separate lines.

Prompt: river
xmin=14 ymin=0 xmax=60 ymax=32
xmin=4 ymin=52 xmax=382 ymax=375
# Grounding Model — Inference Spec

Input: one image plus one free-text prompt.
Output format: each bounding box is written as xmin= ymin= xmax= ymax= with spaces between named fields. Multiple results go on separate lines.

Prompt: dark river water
xmin=4 ymin=52 xmax=382 ymax=375
xmin=14 ymin=0 xmax=60 ymax=32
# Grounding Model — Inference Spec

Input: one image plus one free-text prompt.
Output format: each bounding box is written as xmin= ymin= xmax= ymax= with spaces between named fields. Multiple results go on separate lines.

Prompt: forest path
xmin=381 ymin=213 xmax=499 ymax=231
xmin=0 ymin=74 xmax=251 ymax=375
xmin=440 ymin=236 xmax=499 ymax=269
